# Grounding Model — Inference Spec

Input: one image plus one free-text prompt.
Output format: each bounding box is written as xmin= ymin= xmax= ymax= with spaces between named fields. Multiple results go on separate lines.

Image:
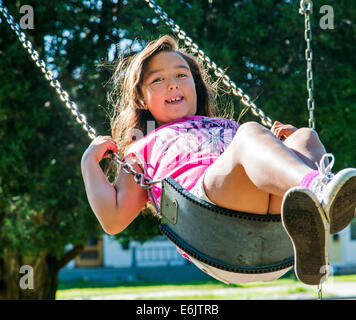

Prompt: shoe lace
xmin=310 ymin=153 xmax=335 ymax=201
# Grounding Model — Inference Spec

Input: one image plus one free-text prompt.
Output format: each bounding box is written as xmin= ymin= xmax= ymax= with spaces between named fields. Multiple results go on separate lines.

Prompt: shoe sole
xmin=282 ymin=187 xmax=329 ymax=286
xmin=323 ymin=169 xmax=356 ymax=234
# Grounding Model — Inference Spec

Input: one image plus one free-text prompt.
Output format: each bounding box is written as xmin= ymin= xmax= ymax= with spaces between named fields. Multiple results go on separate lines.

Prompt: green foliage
xmin=161 ymin=0 xmax=356 ymax=170
xmin=113 ymin=208 xmax=161 ymax=248
xmin=0 ymin=0 xmax=355 ymax=263
xmin=0 ymin=0 xmax=161 ymax=259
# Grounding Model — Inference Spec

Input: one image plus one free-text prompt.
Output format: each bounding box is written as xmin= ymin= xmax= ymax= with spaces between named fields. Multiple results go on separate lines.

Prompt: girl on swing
xmin=81 ymin=35 xmax=356 ymax=286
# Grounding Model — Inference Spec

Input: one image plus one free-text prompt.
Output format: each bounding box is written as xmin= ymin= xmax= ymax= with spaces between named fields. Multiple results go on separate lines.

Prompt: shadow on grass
xmin=58 ymin=279 xmax=226 ymax=290
xmin=58 ymin=268 xmax=298 ymax=290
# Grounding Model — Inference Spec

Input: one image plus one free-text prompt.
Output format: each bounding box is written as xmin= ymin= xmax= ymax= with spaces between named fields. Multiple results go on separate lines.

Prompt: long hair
xmin=107 ymin=35 xmax=232 ymax=212
xmin=108 ymin=35 xmax=231 ymax=157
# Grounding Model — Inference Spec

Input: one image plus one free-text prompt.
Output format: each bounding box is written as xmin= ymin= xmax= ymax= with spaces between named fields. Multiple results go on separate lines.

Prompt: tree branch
xmin=55 ymin=244 xmax=84 ymax=271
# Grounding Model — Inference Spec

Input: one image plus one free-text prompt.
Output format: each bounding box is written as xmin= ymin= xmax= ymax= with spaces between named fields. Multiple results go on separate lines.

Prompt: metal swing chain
xmin=0 ymin=2 xmax=96 ymax=140
xmin=299 ymin=0 xmax=315 ymax=129
xmin=144 ymin=0 xmax=274 ymax=128
xmin=300 ymin=3 xmax=322 ymax=299
xmin=0 ymin=1 xmax=161 ymax=199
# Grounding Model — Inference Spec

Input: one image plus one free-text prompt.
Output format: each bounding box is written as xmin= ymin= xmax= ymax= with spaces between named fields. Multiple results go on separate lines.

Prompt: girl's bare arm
xmin=81 ymin=136 xmax=147 ymax=234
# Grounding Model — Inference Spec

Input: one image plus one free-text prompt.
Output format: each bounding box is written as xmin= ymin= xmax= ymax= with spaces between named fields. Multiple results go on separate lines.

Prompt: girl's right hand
xmin=83 ymin=136 xmax=118 ymax=163
xmin=270 ymin=121 xmax=297 ymax=141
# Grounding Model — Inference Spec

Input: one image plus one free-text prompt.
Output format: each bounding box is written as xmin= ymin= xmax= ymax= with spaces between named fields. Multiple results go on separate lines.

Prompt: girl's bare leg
xmin=268 ymin=128 xmax=327 ymax=214
xmin=203 ymin=122 xmax=321 ymax=214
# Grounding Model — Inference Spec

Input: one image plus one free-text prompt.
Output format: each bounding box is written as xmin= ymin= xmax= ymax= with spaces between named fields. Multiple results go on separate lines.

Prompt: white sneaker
xmin=282 ymin=187 xmax=329 ymax=286
xmin=309 ymin=153 xmax=356 ymax=234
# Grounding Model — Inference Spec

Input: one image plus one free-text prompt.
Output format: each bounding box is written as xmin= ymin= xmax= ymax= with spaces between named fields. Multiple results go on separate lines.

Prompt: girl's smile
xmin=140 ymin=51 xmax=197 ymax=126
xmin=165 ymin=95 xmax=184 ymax=104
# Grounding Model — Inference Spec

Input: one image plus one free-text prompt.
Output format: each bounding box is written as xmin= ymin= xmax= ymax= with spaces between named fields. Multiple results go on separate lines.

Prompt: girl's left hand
xmin=270 ymin=121 xmax=298 ymax=141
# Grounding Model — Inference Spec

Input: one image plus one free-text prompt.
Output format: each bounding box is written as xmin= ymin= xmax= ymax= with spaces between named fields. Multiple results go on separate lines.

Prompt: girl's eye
xmin=152 ymin=77 xmax=163 ymax=84
xmin=150 ymin=73 xmax=187 ymax=84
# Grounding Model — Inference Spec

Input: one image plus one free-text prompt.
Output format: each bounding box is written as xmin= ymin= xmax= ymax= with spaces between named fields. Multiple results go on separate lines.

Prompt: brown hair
xmin=108 ymin=35 xmax=232 ymax=157
xmin=107 ymin=35 xmax=232 ymax=212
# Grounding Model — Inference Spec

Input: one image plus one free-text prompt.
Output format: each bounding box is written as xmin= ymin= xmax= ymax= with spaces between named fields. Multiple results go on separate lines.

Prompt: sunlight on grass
xmin=56 ymin=280 xmax=231 ymax=299
xmin=55 ymin=274 xmax=356 ymax=300
xmin=138 ymin=285 xmax=316 ymax=300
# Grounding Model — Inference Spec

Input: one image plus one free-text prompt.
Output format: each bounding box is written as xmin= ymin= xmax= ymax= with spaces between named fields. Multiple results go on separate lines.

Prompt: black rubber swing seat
xmin=159 ymin=177 xmax=294 ymax=274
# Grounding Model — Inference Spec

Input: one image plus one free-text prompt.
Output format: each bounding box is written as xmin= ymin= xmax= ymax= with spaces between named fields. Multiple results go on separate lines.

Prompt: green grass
xmin=56 ymin=272 xmax=356 ymax=300
xmin=328 ymin=274 xmax=356 ymax=282
xmin=55 ymin=281 xmax=316 ymax=300
xmin=56 ymin=280 xmax=236 ymax=299
xmin=135 ymin=283 xmax=315 ymax=300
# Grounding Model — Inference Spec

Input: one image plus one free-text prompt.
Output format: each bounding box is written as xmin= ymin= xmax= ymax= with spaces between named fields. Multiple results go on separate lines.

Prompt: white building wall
xmin=103 ymin=234 xmax=132 ymax=267
xmin=134 ymin=237 xmax=186 ymax=267
xmin=341 ymin=225 xmax=356 ymax=265
xmin=102 ymin=234 xmax=185 ymax=268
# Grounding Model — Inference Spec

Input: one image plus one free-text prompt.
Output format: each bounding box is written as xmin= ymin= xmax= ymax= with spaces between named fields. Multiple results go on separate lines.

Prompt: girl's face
xmin=140 ymin=51 xmax=197 ymax=126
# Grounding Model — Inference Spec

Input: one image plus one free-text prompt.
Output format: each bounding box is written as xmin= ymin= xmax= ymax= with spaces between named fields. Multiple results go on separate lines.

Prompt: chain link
xmin=299 ymin=0 xmax=315 ymax=129
xmin=0 ymin=3 xmax=98 ymax=139
xmin=317 ymin=284 xmax=323 ymax=300
xmin=0 ymin=1 xmax=161 ymax=194
xmin=144 ymin=0 xmax=274 ymax=128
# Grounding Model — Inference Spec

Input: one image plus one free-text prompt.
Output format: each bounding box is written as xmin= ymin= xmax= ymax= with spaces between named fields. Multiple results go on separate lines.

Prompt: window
xmin=76 ymin=235 xmax=103 ymax=267
xmin=350 ymin=216 xmax=356 ymax=241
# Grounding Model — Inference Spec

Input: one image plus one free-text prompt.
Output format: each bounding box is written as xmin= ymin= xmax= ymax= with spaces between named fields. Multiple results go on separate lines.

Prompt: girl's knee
xmin=239 ymin=121 xmax=265 ymax=131
xmin=285 ymin=128 xmax=326 ymax=161
xmin=233 ymin=121 xmax=271 ymax=153
xmin=287 ymin=127 xmax=319 ymax=146
xmin=295 ymin=127 xmax=317 ymax=137
xmin=237 ymin=121 xmax=267 ymax=137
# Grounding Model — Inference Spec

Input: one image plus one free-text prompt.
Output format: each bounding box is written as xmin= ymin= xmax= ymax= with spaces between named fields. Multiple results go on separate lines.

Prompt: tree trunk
xmin=0 ymin=245 xmax=83 ymax=300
